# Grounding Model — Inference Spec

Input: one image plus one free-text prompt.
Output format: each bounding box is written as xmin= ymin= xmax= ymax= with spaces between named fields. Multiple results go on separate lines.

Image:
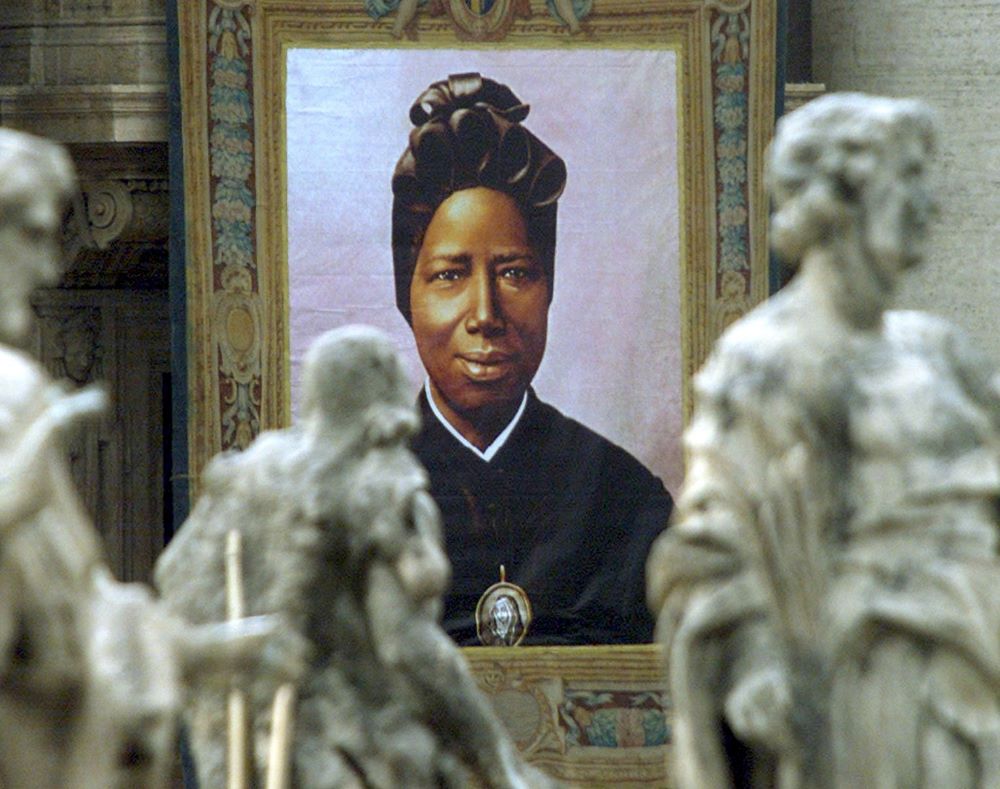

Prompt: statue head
xmin=300 ymin=324 xmax=417 ymax=448
xmin=55 ymin=312 xmax=100 ymax=384
xmin=0 ymin=129 xmax=76 ymax=344
xmin=767 ymin=93 xmax=936 ymax=287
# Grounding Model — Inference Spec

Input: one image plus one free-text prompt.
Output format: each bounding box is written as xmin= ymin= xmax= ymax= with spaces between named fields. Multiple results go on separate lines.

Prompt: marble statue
xmin=156 ymin=324 xmax=552 ymax=788
xmin=647 ymin=94 xmax=1000 ymax=788
xmin=0 ymin=128 xmax=300 ymax=789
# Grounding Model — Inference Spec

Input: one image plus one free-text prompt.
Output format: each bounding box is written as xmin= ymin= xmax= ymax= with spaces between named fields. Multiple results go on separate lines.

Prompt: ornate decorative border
xmin=205 ymin=3 xmax=262 ymax=452
xmin=558 ymin=689 xmax=670 ymax=748
xmin=463 ymin=644 xmax=672 ymax=785
xmin=443 ymin=0 xmax=530 ymax=41
xmin=178 ymin=0 xmax=776 ymax=496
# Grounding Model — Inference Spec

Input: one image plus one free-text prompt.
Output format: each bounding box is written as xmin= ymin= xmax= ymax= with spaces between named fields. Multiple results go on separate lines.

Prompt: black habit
xmin=411 ymin=390 xmax=674 ymax=646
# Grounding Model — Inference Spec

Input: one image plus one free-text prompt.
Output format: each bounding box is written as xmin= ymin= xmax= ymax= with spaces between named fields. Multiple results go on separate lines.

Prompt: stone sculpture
xmin=156 ymin=324 xmax=552 ymax=788
xmin=647 ymin=94 xmax=1000 ymax=788
xmin=0 ymin=128 xmax=300 ymax=789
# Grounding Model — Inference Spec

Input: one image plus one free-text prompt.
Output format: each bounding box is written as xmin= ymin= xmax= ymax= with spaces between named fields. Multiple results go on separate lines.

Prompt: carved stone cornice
xmin=61 ymin=142 xmax=169 ymax=289
xmin=66 ymin=141 xmax=168 ymax=180
xmin=0 ymin=85 xmax=168 ymax=143
xmin=0 ymin=19 xmax=165 ymax=45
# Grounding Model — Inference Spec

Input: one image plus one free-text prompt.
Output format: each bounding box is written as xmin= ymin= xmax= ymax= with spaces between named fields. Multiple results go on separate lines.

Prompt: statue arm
xmin=920 ymin=314 xmax=1000 ymax=426
xmin=648 ymin=434 xmax=797 ymax=780
xmin=0 ymin=386 xmax=105 ymax=535
xmin=174 ymin=614 xmax=309 ymax=688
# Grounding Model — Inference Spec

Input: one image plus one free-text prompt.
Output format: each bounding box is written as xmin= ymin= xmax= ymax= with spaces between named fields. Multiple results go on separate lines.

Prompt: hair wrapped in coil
xmin=391 ymin=73 xmax=567 ymax=324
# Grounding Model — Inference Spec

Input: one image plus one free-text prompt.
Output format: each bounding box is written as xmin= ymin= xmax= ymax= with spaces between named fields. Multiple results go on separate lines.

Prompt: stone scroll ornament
xmin=156 ymin=325 xmax=555 ymax=788
xmin=0 ymin=127 xmax=304 ymax=789
xmin=646 ymin=94 xmax=1000 ymax=788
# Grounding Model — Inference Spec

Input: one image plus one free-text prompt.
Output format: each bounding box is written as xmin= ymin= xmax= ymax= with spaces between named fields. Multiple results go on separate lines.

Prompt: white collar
xmin=423 ymin=379 xmax=528 ymax=462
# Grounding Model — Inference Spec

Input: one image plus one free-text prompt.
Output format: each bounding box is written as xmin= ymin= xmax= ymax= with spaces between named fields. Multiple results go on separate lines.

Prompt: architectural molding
xmin=0 ymin=85 xmax=167 ymax=142
xmin=0 ymin=21 xmax=165 ymax=45
xmin=59 ymin=143 xmax=169 ymax=289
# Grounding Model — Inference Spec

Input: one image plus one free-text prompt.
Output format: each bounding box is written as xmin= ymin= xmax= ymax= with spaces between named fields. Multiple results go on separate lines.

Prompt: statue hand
xmin=253 ymin=615 xmax=313 ymax=684
xmin=724 ymin=665 xmax=795 ymax=751
xmin=46 ymin=384 xmax=107 ymax=434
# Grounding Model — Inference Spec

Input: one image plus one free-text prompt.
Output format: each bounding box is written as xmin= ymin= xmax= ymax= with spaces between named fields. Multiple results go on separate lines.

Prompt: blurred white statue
xmin=0 ymin=128 xmax=300 ymax=789
xmin=648 ymin=94 xmax=1000 ymax=788
xmin=157 ymin=324 xmax=552 ymax=788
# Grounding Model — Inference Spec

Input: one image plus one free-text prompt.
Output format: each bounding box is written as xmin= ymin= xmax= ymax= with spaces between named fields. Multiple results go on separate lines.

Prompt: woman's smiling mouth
xmin=457 ymin=352 xmax=514 ymax=381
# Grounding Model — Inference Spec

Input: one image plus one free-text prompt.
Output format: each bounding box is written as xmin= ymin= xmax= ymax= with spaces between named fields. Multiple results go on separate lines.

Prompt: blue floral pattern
xmin=711 ymin=11 xmax=752 ymax=282
xmin=208 ymin=7 xmax=255 ymax=275
xmin=208 ymin=2 xmax=261 ymax=450
xmin=558 ymin=690 xmax=670 ymax=748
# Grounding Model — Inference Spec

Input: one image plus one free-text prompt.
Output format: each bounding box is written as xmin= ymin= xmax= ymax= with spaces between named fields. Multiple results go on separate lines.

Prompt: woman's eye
xmin=430 ymin=269 xmax=463 ymax=282
xmin=498 ymin=267 xmax=537 ymax=282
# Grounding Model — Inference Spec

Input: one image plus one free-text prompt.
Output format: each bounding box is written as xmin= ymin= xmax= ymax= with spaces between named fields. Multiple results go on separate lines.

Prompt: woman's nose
xmin=464 ymin=269 xmax=505 ymax=335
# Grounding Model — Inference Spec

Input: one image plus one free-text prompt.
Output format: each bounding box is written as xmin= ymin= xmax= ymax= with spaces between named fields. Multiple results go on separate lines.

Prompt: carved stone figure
xmin=53 ymin=309 xmax=102 ymax=384
xmin=647 ymin=94 xmax=1000 ymax=788
xmin=0 ymin=128 xmax=299 ymax=788
xmin=0 ymin=130 xmax=73 ymax=346
xmin=156 ymin=324 xmax=552 ymax=788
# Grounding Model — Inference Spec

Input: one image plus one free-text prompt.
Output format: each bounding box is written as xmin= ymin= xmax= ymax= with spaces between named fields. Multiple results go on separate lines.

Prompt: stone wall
xmin=814 ymin=0 xmax=1000 ymax=367
xmin=0 ymin=0 xmax=166 ymax=142
xmin=0 ymin=1 xmax=171 ymax=581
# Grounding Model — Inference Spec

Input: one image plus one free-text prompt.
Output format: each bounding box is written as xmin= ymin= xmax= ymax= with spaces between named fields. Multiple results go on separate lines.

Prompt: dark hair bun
xmin=393 ymin=72 xmax=566 ymax=210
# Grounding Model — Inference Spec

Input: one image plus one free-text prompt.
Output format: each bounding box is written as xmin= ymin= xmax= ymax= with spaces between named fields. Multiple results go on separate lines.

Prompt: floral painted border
xmin=558 ymin=689 xmax=670 ymax=749
xmin=710 ymin=8 xmax=752 ymax=297
xmin=206 ymin=1 xmax=262 ymax=451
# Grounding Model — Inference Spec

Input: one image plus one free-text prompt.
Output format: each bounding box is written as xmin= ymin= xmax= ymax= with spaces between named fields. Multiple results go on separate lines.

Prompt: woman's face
xmin=410 ymin=187 xmax=549 ymax=432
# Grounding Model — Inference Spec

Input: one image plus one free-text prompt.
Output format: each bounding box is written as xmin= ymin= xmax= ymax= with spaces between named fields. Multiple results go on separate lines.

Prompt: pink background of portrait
xmin=286 ymin=48 xmax=683 ymax=494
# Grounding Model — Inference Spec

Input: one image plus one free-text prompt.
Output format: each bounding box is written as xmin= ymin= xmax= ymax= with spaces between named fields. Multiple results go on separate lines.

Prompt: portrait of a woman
xmin=391 ymin=73 xmax=675 ymax=646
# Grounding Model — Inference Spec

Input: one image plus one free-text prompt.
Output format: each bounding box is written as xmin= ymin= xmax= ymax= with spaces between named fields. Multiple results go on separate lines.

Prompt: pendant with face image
xmin=476 ymin=565 xmax=532 ymax=646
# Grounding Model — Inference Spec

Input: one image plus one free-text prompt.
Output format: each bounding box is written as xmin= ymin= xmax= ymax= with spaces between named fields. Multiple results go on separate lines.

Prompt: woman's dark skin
xmin=410 ymin=186 xmax=550 ymax=451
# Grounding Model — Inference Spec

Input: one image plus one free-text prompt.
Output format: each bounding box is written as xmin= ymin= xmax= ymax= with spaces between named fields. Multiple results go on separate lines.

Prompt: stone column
xmin=813 ymin=0 xmax=1000 ymax=366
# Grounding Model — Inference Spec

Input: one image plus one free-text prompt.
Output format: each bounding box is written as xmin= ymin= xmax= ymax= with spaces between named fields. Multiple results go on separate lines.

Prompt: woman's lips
xmin=457 ymin=352 xmax=514 ymax=381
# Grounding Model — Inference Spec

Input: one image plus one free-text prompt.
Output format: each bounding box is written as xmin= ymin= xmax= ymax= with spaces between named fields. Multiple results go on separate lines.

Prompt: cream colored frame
xmin=178 ymin=0 xmax=775 ymax=493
